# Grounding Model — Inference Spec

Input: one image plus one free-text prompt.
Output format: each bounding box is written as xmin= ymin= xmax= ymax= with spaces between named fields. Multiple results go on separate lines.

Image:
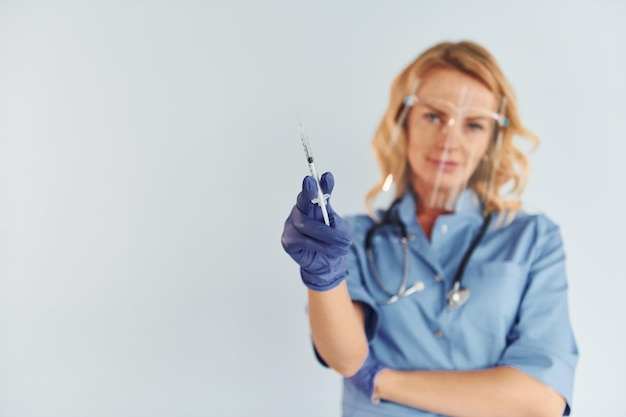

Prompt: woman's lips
xmin=427 ymin=157 xmax=459 ymax=172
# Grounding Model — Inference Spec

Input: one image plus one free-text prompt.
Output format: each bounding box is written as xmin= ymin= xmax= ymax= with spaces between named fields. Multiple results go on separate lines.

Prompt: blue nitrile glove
xmin=281 ymin=172 xmax=352 ymax=291
xmin=348 ymin=353 xmax=387 ymax=404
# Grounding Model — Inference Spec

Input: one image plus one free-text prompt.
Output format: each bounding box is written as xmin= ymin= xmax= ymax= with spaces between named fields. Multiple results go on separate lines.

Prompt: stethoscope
xmin=365 ymin=198 xmax=492 ymax=309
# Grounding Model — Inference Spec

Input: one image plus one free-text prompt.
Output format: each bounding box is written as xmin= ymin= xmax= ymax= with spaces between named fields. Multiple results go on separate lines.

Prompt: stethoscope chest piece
xmin=447 ymin=283 xmax=470 ymax=310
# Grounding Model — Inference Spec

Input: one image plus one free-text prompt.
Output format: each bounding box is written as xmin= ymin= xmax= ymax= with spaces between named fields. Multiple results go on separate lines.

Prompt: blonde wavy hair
xmin=366 ymin=41 xmax=538 ymax=217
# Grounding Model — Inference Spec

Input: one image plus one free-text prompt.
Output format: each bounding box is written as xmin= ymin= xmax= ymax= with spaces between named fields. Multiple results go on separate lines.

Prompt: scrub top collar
xmin=396 ymin=187 xmax=485 ymax=228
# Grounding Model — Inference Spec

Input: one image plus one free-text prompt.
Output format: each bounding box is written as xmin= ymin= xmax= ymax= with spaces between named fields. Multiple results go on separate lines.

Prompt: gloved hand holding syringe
xmin=298 ymin=116 xmax=330 ymax=226
xmin=282 ymin=118 xmax=352 ymax=292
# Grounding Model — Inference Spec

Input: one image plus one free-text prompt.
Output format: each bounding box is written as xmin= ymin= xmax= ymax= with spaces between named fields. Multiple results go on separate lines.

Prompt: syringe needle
xmin=298 ymin=117 xmax=330 ymax=226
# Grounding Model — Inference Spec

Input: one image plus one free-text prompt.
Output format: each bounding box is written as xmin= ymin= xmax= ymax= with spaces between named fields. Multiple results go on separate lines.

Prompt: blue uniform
xmin=340 ymin=190 xmax=578 ymax=416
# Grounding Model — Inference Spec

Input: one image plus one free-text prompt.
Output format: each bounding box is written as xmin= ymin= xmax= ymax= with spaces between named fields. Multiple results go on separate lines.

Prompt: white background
xmin=1 ymin=1 xmax=624 ymax=416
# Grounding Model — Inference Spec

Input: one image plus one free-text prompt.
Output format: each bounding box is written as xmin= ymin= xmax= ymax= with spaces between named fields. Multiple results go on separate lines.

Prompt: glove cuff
xmin=300 ymin=269 xmax=348 ymax=292
xmin=347 ymin=353 xmax=387 ymax=404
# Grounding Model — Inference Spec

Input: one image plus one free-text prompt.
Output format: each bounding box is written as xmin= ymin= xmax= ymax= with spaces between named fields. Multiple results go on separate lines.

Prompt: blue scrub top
xmin=340 ymin=190 xmax=578 ymax=417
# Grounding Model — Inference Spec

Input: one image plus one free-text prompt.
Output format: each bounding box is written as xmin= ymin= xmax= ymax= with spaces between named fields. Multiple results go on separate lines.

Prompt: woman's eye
xmin=425 ymin=113 xmax=441 ymax=123
xmin=467 ymin=122 xmax=485 ymax=131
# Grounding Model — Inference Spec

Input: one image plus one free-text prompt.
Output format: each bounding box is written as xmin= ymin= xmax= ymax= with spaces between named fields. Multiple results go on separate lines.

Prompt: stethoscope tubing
xmin=365 ymin=199 xmax=492 ymax=307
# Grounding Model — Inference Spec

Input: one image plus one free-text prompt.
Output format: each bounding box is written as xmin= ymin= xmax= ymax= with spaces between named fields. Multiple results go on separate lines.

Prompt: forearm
xmin=308 ymin=281 xmax=368 ymax=376
xmin=376 ymin=366 xmax=565 ymax=417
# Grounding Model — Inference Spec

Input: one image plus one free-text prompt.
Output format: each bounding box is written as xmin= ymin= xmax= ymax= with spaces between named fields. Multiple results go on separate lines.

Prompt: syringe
xmin=298 ymin=117 xmax=330 ymax=226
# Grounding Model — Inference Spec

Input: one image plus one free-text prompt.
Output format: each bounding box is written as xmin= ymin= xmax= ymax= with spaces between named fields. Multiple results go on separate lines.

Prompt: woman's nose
xmin=439 ymin=117 xmax=462 ymax=146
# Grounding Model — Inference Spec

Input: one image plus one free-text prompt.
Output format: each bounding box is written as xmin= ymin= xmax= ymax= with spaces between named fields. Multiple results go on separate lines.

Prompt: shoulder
xmin=498 ymin=206 xmax=561 ymax=237
xmin=495 ymin=208 xmax=566 ymax=264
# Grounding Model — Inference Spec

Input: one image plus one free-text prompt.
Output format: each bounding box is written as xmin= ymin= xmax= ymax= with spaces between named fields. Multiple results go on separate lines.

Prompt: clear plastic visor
xmin=406 ymin=95 xmax=505 ymax=141
xmin=403 ymin=89 xmax=507 ymax=211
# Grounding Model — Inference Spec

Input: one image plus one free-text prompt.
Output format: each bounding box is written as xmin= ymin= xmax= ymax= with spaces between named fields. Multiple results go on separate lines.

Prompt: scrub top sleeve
xmin=497 ymin=221 xmax=578 ymax=415
xmin=345 ymin=241 xmax=380 ymax=342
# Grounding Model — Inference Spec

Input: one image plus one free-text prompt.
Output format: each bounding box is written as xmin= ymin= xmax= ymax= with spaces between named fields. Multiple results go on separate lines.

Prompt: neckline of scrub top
xmin=396 ymin=188 xmax=484 ymax=227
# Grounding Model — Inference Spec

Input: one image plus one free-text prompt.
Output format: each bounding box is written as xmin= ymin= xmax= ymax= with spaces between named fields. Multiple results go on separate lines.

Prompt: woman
xmin=281 ymin=41 xmax=577 ymax=417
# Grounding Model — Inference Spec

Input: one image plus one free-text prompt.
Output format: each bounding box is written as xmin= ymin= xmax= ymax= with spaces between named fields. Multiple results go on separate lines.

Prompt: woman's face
xmin=405 ymin=68 xmax=498 ymax=198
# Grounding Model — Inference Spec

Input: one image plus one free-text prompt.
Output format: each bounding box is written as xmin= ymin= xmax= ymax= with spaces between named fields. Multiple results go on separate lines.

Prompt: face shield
xmin=381 ymin=81 xmax=508 ymax=213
